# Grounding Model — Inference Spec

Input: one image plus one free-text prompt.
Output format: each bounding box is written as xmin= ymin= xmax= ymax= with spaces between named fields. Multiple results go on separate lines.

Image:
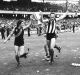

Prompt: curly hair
xmin=17 ymin=20 xmax=23 ymax=27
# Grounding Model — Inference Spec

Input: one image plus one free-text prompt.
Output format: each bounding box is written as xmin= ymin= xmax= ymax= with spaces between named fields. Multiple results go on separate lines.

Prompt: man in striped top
xmin=44 ymin=12 xmax=68 ymax=64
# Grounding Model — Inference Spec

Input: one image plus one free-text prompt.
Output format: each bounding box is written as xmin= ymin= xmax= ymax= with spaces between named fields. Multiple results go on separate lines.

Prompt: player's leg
xmin=54 ymin=44 xmax=61 ymax=53
xmin=19 ymin=46 xmax=29 ymax=58
xmin=44 ymin=43 xmax=50 ymax=61
xmin=54 ymin=34 xmax=61 ymax=53
xmin=46 ymin=40 xmax=51 ymax=61
xmin=50 ymin=38 xmax=55 ymax=64
xmin=14 ymin=46 xmax=20 ymax=65
xmin=44 ymin=44 xmax=48 ymax=56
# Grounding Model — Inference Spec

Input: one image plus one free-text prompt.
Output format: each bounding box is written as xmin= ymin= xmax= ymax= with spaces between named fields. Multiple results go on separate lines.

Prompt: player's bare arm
xmin=4 ymin=27 xmax=15 ymax=43
xmin=23 ymin=21 xmax=31 ymax=30
xmin=56 ymin=11 xmax=68 ymax=21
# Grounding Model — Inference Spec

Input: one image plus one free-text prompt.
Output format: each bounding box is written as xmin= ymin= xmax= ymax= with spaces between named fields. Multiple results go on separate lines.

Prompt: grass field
xmin=0 ymin=30 xmax=80 ymax=75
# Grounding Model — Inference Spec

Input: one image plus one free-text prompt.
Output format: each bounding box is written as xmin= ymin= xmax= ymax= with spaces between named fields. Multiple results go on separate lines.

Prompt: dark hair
xmin=17 ymin=20 xmax=22 ymax=27
xmin=50 ymin=12 xmax=55 ymax=15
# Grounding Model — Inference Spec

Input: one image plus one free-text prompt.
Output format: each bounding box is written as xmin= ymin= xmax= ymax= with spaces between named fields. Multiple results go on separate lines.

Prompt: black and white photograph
xmin=0 ymin=0 xmax=80 ymax=75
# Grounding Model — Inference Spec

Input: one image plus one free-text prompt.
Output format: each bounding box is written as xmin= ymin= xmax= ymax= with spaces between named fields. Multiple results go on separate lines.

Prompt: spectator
xmin=6 ymin=26 xmax=11 ymax=37
xmin=73 ymin=24 xmax=75 ymax=33
xmin=1 ymin=24 xmax=5 ymax=39
xmin=27 ymin=27 xmax=30 ymax=37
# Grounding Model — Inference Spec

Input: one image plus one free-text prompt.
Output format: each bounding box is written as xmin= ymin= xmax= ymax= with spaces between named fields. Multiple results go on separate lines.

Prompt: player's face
xmin=50 ymin=14 xmax=55 ymax=20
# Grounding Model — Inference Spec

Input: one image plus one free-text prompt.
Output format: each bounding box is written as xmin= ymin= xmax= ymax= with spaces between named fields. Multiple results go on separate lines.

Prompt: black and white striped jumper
xmin=46 ymin=19 xmax=56 ymax=40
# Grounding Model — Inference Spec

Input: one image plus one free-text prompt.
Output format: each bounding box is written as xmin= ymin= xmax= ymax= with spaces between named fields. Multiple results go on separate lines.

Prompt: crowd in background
xmin=0 ymin=2 xmax=65 ymax=12
xmin=0 ymin=15 xmax=79 ymax=40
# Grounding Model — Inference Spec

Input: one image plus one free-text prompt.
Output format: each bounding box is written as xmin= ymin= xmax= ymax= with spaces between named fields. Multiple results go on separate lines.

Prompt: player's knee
xmin=49 ymin=49 xmax=54 ymax=55
xmin=51 ymin=43 xmax=55 ymax=49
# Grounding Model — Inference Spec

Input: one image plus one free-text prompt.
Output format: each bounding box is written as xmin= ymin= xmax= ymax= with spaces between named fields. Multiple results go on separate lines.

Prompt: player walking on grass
xmin=4 ymin=20 xmax=31 ymax=66
xmin=44 ymin=33 xmax=61 ymax=60
xmin=43 ymin=11 xmax=68 ymax=64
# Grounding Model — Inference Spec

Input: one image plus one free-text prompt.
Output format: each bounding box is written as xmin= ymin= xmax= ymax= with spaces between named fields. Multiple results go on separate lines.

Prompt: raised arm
xmin=56 ymin=11 xmax=68 ymax=21
xmin=42 ymin=18 xmax=49 ymax=23
xmin=30 ymin=14 xmax=37 ymax=21
xmin=23 ymin=21 xmax=31 ymax=30
xmin=4 ymin=27 xmax=15 ymax=43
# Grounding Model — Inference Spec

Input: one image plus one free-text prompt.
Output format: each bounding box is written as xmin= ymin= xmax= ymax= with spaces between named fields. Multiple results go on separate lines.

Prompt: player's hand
xmin=66 ymin=10 xmax=69 ymax=14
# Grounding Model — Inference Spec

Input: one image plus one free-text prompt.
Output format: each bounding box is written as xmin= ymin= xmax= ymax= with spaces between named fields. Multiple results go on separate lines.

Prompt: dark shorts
xmin=46 ymin=33 xmax=56 ymax=40
xmin=14 ymin=39 xmax=24 ymax=46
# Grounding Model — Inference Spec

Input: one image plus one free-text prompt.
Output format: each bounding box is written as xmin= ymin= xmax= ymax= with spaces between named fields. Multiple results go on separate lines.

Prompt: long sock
xmin=44 ymin=45 xmax=48 ymax=56
xmin=20 ymin=53 xmax=28 ymax=58
xmin=15 ymin=55 xmax=20 ymax=64
xmin=20 ymin=49 xmax=29 ymax=58
xmin=54 ymin=45 xmax=61 ymax=53
xmin=49 ymin=50 xmax=54 ymax=62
